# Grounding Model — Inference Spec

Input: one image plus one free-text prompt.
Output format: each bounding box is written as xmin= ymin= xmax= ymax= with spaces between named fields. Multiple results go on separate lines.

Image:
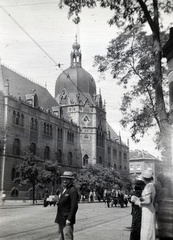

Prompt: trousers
xmin=57 ymin=224 xmax=74 ymax=240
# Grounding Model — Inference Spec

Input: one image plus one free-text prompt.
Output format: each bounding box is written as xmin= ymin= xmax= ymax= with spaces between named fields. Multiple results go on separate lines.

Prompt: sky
xmin=0 ymin=0 xmax=172 ymax=158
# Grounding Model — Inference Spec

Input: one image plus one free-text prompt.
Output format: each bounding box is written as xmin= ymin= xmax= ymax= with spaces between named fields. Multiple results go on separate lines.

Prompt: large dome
xmin=55 ymin=40 xmax=96 ymax=103
xmin=55 ymin=66 xmax=96 ymax=98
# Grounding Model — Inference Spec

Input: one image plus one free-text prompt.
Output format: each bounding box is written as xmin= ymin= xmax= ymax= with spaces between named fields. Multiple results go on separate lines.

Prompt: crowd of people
xmin=103 ymin=188 xmax=129 ymax=208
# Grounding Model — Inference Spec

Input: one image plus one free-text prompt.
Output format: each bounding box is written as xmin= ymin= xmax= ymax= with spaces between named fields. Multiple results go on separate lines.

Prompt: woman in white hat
xmin=134 ymin=169 xmax=156 ymax=240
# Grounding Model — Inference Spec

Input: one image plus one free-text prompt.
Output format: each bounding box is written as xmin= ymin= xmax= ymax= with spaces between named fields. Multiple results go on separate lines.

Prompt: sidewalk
xmin=0 ymin=199 xmax=44 ymax=208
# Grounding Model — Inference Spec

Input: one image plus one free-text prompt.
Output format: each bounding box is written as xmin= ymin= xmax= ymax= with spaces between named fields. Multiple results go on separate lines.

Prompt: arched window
xmin=68 ymin=152 xmax=73 ymax=165
xmin=44 ymin=146 xmax=50 ymax=160
xmin=114 ymin=164 xmax=117 ymax=170
xmin=57 ymin=149 xmax=62 ymax=163
xmin=83 ymin=154 xmax=89 ymax=166
xmin=11 ymin=187 xmax=19 ymax=197
xmin=30 ymin=142 xmax=36 ymax=155
xmin=13 ymin=138 xmax=20 ymax=155
xmin=11 ymin=168 xmax=16 ymax=181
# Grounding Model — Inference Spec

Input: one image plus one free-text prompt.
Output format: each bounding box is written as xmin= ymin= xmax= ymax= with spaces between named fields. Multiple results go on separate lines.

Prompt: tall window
xmin=11 ymin=168 xmax=16 ymax=181
xmin=30 ymin=142 xmax=36 ymax=155
xmin=67 ymin=131 xmax=74 ymax=143
xmin=44 ymin=146 xmax=50 ymax=160
xmin=97 ymin=126 xmax=104 ymax=147
xmin=97 ymin=156 xmax=102 ymax=165
xmin=13 ymin=138 xmax=20 ymax=155
xmin=16 ymin=112 xmax=20 ymax=125
xmin=56 ymin=149 xmax=62 ymax=163
xmin=57 ymin=127 xmax=63 ymax=139
xmin=68 ymin=152 xmax=73 ymax=165
xmin=31 ymin=118 xmax=38 ymax=131
xmin=83 ymin=154 xmax=89 ymax=166
xmin=21 ymin=114 xmax=24 ymax=126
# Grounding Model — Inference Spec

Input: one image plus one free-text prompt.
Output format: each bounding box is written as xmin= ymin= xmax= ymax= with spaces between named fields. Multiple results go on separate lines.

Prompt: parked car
xmin=45 ymin=195 xmax=59 ymax=206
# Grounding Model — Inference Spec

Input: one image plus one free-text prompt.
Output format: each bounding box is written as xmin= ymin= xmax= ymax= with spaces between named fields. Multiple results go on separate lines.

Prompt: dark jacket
xmin=55 ymin=184 xmax=78 ymax=225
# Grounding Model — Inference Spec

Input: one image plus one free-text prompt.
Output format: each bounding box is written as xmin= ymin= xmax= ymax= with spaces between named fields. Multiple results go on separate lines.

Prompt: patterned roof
xmin=130 ymin=149 xmax=158 ymax=161
xmin=0 ymin=65 xmax=58 ymax=110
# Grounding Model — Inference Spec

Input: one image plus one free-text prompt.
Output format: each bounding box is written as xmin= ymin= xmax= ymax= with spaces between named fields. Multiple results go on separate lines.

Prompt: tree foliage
xmin=15 ymin=152 xmax=43 ymax=204
xmin=94 ymin=27 xmax=169 ymax=142
xmin=40 ymin=160 xmax=61 ymax=194
xmin=74 ymin=165 xmax=131 ymax=195
xmin=15 ymin=153 xmax=61 ymax=203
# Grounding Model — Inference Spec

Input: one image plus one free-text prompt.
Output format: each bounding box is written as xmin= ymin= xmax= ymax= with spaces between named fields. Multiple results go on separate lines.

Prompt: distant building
xmin=0 ymin=40 xmax=129 ymax=199
xmin=129 ymin=149 xmax=162 ymax=178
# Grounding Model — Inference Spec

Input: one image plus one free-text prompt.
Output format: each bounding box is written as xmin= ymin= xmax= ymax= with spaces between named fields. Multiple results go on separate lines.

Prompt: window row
xmin=67 ymin=131 xmax=74 ymax=143
xmin=12 ymin=138 xmax=74 ymax=165
xmin=109 ymin=147 xmax=128 ymax=161
xmin=43 ymin=122 xmax=52 ymax=136
xmin=12 ymin=111 xmax=24 ymax=126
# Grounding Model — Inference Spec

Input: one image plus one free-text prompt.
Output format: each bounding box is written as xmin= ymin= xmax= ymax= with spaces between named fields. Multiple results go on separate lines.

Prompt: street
xmin=0 ymin=201 xmax=132 ymax=240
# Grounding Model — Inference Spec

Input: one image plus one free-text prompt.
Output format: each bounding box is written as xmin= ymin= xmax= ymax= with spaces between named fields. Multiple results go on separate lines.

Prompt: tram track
xmin=0 ymin=207 xmax=130 ymax=240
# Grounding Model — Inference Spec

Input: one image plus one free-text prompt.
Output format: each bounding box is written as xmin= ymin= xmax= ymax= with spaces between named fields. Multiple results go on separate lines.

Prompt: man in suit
xmin=55 ymin=171 xmax=78 ymax=240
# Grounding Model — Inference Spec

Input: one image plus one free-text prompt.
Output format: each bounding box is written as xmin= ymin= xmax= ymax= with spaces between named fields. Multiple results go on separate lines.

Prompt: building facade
xmin=0 ymin=40 xmax=129 ymax=199
xmin=129 ymin=149 xmax=162 ymax=179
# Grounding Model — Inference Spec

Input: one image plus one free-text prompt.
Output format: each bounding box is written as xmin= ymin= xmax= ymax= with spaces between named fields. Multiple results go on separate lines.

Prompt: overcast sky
xmin=0 ymin=0 xmax=172 ymax=158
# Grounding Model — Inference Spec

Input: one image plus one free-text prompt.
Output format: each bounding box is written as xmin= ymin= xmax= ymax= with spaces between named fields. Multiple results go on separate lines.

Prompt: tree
xmin=94 ymin=28 xmax=168 ymax=145
xmin=61 ymin=0 xmax=173 ymax=170
xmin=74 ymin=164 xmax=130 ymax=199
xmin=41 ymin=160 xmax=61 ymax=194
xmin=15 ymin=152 xmax=43 ymax=204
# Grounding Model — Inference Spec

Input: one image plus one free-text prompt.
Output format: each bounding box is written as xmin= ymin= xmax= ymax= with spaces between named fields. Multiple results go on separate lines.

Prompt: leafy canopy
xmin=94 ymin=27 xmax=169 ymax=142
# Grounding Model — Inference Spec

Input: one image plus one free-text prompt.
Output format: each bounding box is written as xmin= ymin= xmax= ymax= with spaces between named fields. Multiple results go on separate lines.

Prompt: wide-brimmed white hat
xmin=60 ymin=171 xmax=74 ymax=179
xmin=141 ymin=169 xmax=153 ymax=179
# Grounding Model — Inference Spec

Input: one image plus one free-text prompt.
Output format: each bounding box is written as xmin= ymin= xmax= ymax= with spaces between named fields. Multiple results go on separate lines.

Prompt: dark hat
xmin=60 ymin=171 xmax=74 ymax=179
xmin=135 ymin=178 xmax=145 ymax=186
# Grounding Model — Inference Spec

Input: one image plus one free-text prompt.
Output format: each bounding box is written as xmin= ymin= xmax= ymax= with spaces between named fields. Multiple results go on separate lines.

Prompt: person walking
xmin=130 ymin=178 xmax=146 ymax=240
xmin=55 ymin=171 xmax=78 ymax=240
xmin=1 ymin=191 xmax=6 ymax=205
xmin=133 ymin=169 xmax=156 ymax=240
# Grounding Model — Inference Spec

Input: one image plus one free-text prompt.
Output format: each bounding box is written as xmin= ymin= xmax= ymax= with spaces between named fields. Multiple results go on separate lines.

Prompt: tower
xmin=55 ymin=39 xmax=107 ymax=166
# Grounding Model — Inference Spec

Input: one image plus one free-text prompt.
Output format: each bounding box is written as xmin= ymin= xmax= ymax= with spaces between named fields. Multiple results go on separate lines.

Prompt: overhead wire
xmin=0 ymin=5 xmax=93 ymax=105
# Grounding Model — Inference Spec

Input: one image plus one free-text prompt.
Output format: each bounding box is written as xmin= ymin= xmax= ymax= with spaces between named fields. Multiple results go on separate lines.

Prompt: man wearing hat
xmin=55 ymin=171 xmax=78 ymax=240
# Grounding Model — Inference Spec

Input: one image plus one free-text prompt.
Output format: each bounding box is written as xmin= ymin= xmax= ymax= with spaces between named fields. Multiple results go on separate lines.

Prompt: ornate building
xmin=0 ymin=40 xmax=129 ymax=199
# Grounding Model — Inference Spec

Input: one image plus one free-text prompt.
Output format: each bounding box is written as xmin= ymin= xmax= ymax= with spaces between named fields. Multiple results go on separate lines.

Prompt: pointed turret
xmin=70 ymin=35 xmax=82 ymax=68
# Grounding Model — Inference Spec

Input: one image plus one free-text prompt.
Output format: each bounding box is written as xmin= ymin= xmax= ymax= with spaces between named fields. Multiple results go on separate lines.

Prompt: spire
xmin=70 ymin=35 xmax=82 ymax=67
